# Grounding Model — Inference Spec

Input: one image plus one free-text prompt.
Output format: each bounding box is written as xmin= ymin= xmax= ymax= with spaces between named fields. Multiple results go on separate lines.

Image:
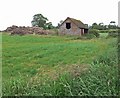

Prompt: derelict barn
xmin=59 ymin=17 xmax=88 ymax=35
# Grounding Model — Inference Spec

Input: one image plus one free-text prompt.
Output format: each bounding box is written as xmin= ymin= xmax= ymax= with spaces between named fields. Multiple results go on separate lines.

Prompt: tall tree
xmin=31 ymin=14 xmax=54 ymax=29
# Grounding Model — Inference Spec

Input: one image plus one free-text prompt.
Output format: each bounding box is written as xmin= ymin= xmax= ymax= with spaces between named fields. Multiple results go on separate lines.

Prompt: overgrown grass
xmin=2 ymin=33 xmax=118 ymax=96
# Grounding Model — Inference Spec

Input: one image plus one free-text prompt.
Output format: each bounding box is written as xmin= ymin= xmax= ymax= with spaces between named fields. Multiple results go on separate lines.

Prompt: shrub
xmin=88 ymin=29 xmax=100 ymax=38
xmin=107 ymin=30 xmax=118 ymax=38
xmin=99 ymin=30 xmax=109 ymax=33
xmin=83 ymin=33 xmax=96 ymax=39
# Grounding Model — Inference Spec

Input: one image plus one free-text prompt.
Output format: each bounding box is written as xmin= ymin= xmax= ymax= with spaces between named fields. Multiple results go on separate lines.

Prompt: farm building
xmin=59 ymin=17 xmax=88 ymax=35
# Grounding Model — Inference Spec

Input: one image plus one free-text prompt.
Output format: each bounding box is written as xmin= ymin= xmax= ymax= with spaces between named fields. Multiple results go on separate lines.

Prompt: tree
xmin=108 ymin=21 xmax=117 ymax=29
xmin=99 ymin=22 xmax=104 ymax=26
xmin=46 ymin=22 xmax=54 ymax=29
xmin=91 ymin=22 xmax=107 ymax=30
xmin=110 ymin=21 xmax=116 ymax=25
xmin=31 ymin=14 xmax=54 ymax=29
xmin=98 ymin=22 xmax=105 ymax=30
xmin=92 ymin=23 xmax=97 ymax=26
xmin=91 ymin=23 xmax=100 ymax=29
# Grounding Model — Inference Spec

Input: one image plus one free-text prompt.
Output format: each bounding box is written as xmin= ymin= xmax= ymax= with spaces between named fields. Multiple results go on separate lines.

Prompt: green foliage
xmin=90 ymin=23 xmax=106 ymax=30
xmin=107 ymin=29 xmax=118 ymax=38
xmin=83 ymin=33 xmax=96 ymax=39
xmin=31 ymin=14 xmax=48 ymax=28
xmin=31 ymin=14 xmax=54 ymax=29
xmin=108 ymin=21 xmax=117 ymax=30
xmin=99 ymin=30 xmax=110 ymax=33
xmin=90 ymin=21 xmax=118 ymax=30
xmin=46 ymin=22 xmax=54 ymax=29
xmin=88 ymin=29 xmax=100 ymax=37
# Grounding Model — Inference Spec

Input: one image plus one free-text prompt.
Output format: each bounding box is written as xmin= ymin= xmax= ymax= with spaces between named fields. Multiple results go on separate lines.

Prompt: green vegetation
xmin=90 ymin=21 xmax=118 ymax=30
xmin=2 ymin=33 xmax=118 ymax=96
xmin=88 ymin=29 xmax=100 ymax=38
xmin=31 ymin=14 xmax=55 ymax=29
xmin=99 ymin=33 xmax=108 ymax=38
xmin=107 ymin=30 xmax=118 ymax=38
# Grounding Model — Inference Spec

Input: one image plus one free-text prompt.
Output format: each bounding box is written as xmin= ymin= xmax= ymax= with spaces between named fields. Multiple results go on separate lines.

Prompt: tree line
xmin=89 ymin=21 xmax=118 ymax=30
xmin=31 ymin=13 xmax=118 ymax=30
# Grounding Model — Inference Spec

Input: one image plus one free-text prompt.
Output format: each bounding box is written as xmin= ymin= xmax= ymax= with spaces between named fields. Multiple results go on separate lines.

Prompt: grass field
xmin=2 ymin=33 xmax=118 ymax=96
xmin=99 ymin=33 xmax=108 ymax=38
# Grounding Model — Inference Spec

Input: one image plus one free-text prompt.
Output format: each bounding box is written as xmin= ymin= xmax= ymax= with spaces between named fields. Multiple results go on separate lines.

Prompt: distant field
xmin=2 ymin=33 xmax=118 ymax=96
xmin=99 ymin=33 xmax=108 ymax=38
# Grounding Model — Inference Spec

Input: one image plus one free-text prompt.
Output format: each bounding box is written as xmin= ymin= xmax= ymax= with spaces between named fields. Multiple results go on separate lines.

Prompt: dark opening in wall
xmin=66 ymin=23 xmax=71 ymax=29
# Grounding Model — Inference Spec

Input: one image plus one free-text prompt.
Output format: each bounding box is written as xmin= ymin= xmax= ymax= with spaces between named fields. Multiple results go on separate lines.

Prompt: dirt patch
xmin=29 ymin=64 xmax=89 ymax=85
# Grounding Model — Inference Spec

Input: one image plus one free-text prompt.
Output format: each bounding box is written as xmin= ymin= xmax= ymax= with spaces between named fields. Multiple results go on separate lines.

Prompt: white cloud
xmin=0 ymin=0 xmax=119 ymax=30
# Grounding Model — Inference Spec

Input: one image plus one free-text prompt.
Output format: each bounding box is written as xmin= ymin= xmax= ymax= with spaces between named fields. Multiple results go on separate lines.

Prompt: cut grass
xmin=2 ymin=33 xmax=118 ymax=96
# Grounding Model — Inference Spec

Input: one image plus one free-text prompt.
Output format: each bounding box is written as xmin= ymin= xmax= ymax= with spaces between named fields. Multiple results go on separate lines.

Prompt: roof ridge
xmin=59 ymin=17 xmax=88 ymax=29
xmin=67 ymin=17 xmax=87 ymax=28
xmin=69 ymin=17 xmax=85 ymax=25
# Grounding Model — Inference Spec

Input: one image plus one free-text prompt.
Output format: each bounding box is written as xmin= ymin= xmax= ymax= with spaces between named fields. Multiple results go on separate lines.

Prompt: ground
xmin=2 ymin=33 xmax=118 ymax=96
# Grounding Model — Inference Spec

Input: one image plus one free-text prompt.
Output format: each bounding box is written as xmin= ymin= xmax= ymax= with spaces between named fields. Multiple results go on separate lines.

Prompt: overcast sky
xmin=0 ymin=0 xmax=119 ymax=30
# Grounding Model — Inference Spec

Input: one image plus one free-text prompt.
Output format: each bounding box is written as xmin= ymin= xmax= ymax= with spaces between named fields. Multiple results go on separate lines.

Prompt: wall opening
xmin=66 ymin=23 xmax=71 ymax=29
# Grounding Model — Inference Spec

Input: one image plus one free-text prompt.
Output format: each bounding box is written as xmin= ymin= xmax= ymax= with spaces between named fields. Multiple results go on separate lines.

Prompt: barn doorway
xmin=66 ymin=23 xmax=71 ymax=29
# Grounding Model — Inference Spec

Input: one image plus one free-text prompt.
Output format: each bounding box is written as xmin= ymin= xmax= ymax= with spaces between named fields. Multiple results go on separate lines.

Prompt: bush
xmin=99 ymin=30 xmax=109 ymax=33
xmin=88 ymin=29 xmax=100 ymax=38
xmin=83 ymin=33 xmax=96 ymax=39
xmin=107 ymin=30 xmax=118 ymax=38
